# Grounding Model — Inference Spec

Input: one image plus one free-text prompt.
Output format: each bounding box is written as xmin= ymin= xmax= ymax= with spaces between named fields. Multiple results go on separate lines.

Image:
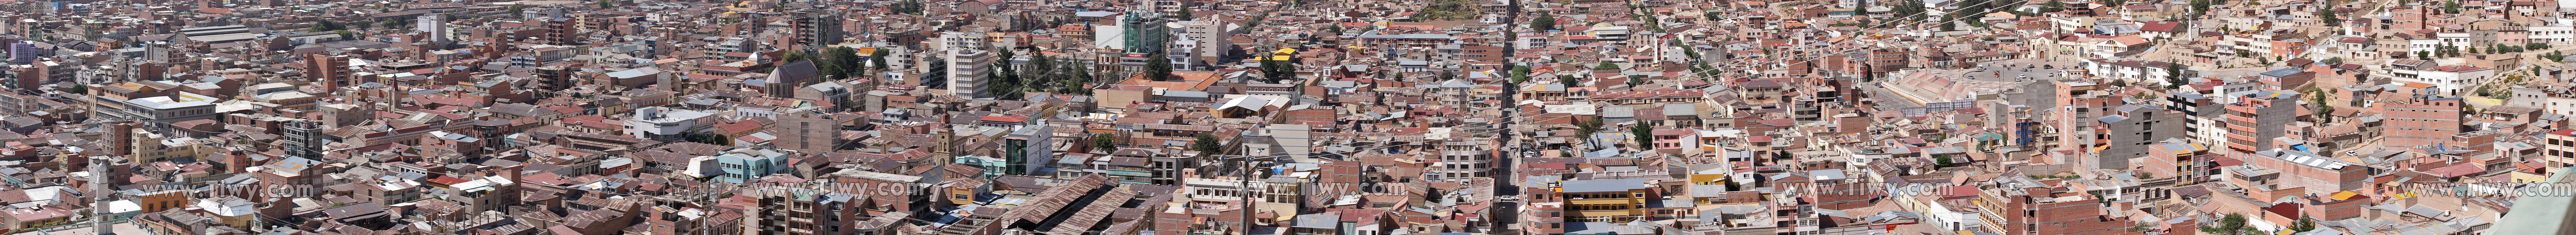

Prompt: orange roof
xmin=1114 ymin=71 xmax=1226 ymax=92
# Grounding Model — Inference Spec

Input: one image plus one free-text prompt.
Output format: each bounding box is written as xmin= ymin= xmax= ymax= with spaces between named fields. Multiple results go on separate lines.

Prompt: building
xmin=707 ymin=148 xmax=792 ymax=184
xmin=2386 ymin=61 xmax=2497 ymax=96
xmin=304 ymin=54 xmax=352 ymax=92
xmin=2221 ymin=91 xmax=2301 ymax=155
xmin=947 ymin=49 xmax=995 ymax=97
xmin=738 ymin=186 xmax=866 ymax=235
xmin=997 ymin=124 xmax=1053 ymax=176
xmin=2088 ymin=104 xmax=2186 ymax=170
xmin=111 ymin=92 xmax=221 ymax=133
xmin=625 ymin=107 xmax=718 ymax=142
xmin=1536 ymin=179 xmax=1656 ymax=223
xmin=788 ymin=9 xmax=844 ymax=47
xmin=2382 ymin=95 xmax=2464 ymax=149
xmin=775 ymin=110 xmax=854 ymax=153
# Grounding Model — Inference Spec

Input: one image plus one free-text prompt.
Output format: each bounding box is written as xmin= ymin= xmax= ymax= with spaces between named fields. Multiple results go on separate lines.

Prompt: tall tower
xmin=87 ymin=156 xmax=110 ymax=235
xmin=418 ymin=13 xmax=450 ymax=45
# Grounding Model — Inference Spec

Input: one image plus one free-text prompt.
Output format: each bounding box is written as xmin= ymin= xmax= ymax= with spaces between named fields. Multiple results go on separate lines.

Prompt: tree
xmin=870 ymin=48 xmax=892 ymax=71
xmin=507 ymin=5 xmax=526 ymax=18
xmin=1530 ymin=13 xmax=1558 ymax=32
xmin=1191 ymin=133 xmax=1223 ymax=153
xmin=1630 ymin=124 xmax=1654 ymax=148
xmin=2322 ymin=57 xmax=2343 ymax=65
xmin=1892 ymin=0 xmax=1928 ymax=22
xmin=2319 ymin=5 xmax=2340 ymax=26
xmin=383 ymin=17 xmax=406 ymax=29
xmin=779 ymin=51 xmax=818 ymax=63
xmin=1575 ymin=118 xmax=1605 ymax=139
xmin=2165 ymin=61 xmax=2187 ymax=89
xmin=1414 ymin=0 xmax=1480 ymax=21
xmin=1933 ymin=155 xmax=1954 ymax=167
xmin=310 ymin=19 xmax=345 ymax=32
xmin=2200 ymin=213 xmax=2253 ymax=235
xmin=1511 ymin=65 xmax=1532 ymax=83
xmin=2042 ymin=0 xmax=2065 ymax=12
xmin=2445 ymin=0 xmax=2461 ymax=14
xmin=1093 ymin=133 xmax=1119 ymax=151
xmin=1595 ymin=61 xmax=1620 ymax=70
xmin=336 ymin=30 xmax=355 ymax=40
xmin=1176 ymin=8 xmax=1195 ymax=21
xmin=598 ymin=0 xmax=616 ymax=9
xmin=2191 ymin=0 xmax=2212 ymax=15
xmin=61 ymin=84 xmax=86 ymax=94
xmin=2291 ymin=218 xmax=2316 ymax=232
xmin=2531 ymin=42 xmax=2554 ymax=50
xmin=1145 ymin=52 xmax=1175 ymax=81
xmin=825 ymin=47 xmax=863 ymax=79
xmin=2100 ymin=0 xmax=2126 ymax=7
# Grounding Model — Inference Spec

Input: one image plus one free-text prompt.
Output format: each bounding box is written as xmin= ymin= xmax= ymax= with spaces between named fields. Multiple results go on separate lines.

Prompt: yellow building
xmin=129 ymin=129 xmax=219 ymax=164
xmin=1555 ymin=179 xmax=1655 ymax=222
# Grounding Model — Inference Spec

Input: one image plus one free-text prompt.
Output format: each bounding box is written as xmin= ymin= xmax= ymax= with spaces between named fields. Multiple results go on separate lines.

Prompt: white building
xmin=947 ymin=49 xmax=996 ymax=97
xmin=2389 ymin=64 xmax=2497 ymax=96
xmin=624 ymin=107 xmax=717 ymax=141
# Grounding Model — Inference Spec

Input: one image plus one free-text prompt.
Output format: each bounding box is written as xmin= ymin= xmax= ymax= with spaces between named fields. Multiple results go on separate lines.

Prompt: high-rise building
xmin=2222 ymin=91 xmax=2303 ymax=155
xmin=304 ymin=53 xmax=351 ymax=91
xmin=789 ymin=9 xmax=843 ymax=47
xmin=947 ymin=49 xmax=994 ymax=97
xmin=418 ymin=13 xmax=450 ymax=45
xmin=737 ymin=186 xmax=867 ymax=235
xmin=775 ymin=110 xmax=850 ymax=153
xmin=1175 ymin=20 xmax=1231 ymax=63
xmin=2383 ymin=94 xmax=2464 ymax=149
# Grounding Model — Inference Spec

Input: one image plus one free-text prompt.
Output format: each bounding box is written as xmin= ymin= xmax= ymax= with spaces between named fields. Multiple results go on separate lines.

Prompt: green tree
xmin=310 ymin=19 xmax=345 ymax=32
xmin=1530 ymin=12 xmax=1557 ymax=31
xmin=1191 ymin=133 xmax=1223 ymax=153
xmin=383 ymin=17 xmax=406 ymax=29
xmin=2041 ymin=0 xmax=2064 ymax=12
xmin=2319 ymin=5 xmax=2339 ymax=26
xmin=1630 ymin=124 xmax=1654 ymax=148
xmin=2191 ymin=0 xmax=2211 ymax=15
xmin=825 ymin=47 xmax=863 ymax=79
xmin=1176 ymin=8 xmax=1194 ymax=21
xmin=507 ymin=5 xmax=526 ymax=18
xmin=870 ymin=48 xmax=892 ymax=71
xmin=61 ymin=84 xmax=86 ymax=94
xmin=2164 ymin=61 xmax=2187 ymax=89
xmin=2445 ymin=0 xmax=2461 ymax=14
xmin=1595 ymin=61 xmax=1620 ymax=70
xmin=1145 ymin=53 xmax=1175 ymax=81
xmin=1511 ymin=65 xmax=1532 ymax=83
xmin=2200 ymin=213 xmax=2254 ymax=235
xmin=1093 ymin=133 xmax=1119 ymax=151
xmin=336 ymin=30 xmax=355 ymax=40
xmin=598 ymin=0 xmax=616 ymax=9
xmin=1575 ymin=118 xmax=1605 ymax=139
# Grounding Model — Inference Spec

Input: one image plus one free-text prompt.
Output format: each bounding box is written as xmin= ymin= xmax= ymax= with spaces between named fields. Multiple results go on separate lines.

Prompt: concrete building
xmin=625 ymin=107 xmax=718 ymax=142
xmin=2221 ymin=91 xmax=2301 ymax=155
xmin=737 ymin=186 xmax=865 ymax=235
xmin=2088 ymin=104 xmax=2187 ymax=170
xmin=705 ymin=148 xmax=792 ymax=184
xmin=947 ymin=49 xmax=994 ymax=97
xmin=111 ymin=92 xmax=220 ymax=133
xmin=2382 ymin=95 xmax=2464 ymax=149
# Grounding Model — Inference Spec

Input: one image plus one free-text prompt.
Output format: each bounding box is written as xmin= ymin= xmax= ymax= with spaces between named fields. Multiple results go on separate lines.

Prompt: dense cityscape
xmin=0 ymin=0 xmax=2570 ymax=234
